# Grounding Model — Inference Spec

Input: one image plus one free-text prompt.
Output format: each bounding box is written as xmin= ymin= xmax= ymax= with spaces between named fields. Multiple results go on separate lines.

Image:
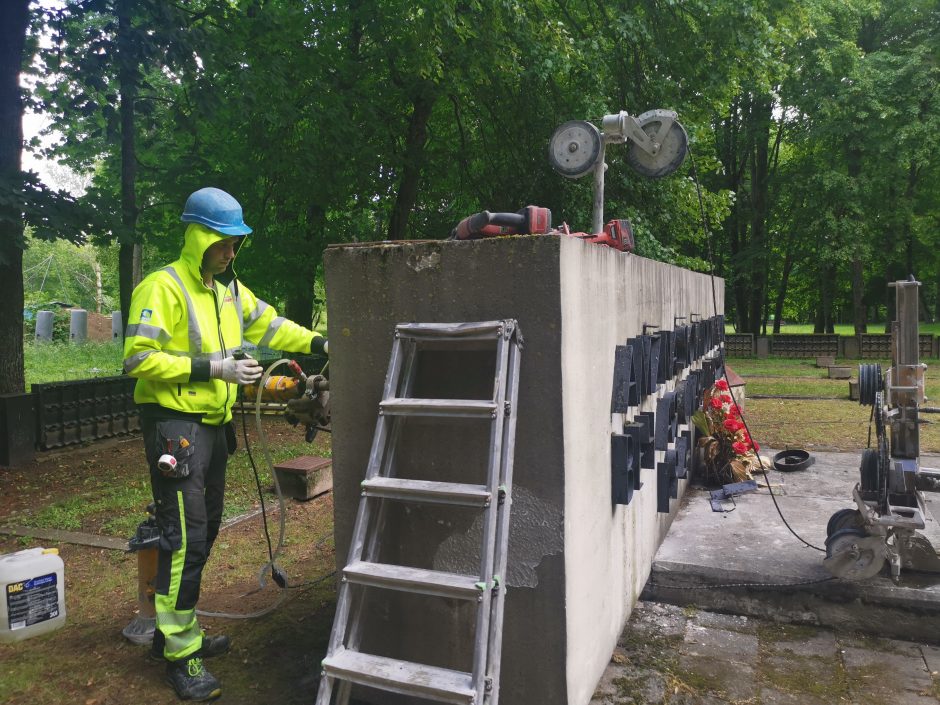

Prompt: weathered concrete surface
xmin=325 ymin=235 xmax=723 ymax=705
xmin=558 ymin=236 xmax=723 ymax=705
xmin=592 ymin=601 xmax=940 ymax=704
xmin=645 ymin=449 xmax=940 ymax=644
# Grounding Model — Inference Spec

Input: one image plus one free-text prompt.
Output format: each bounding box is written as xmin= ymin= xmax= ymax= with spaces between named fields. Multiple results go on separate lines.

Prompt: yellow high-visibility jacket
xmin=123 ymin=223 xmax=321 ymax=425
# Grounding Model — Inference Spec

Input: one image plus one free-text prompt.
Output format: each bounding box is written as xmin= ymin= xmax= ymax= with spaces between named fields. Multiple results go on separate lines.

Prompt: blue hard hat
xmin=180 ymin=187 xmax=252 ymax=236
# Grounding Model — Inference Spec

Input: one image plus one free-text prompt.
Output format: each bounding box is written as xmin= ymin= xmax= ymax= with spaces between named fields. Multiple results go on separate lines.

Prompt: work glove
xmin=210 ymin=356 xmax=263 ymax=385
xmin=311 ymin=336 xmax=329 ymax=356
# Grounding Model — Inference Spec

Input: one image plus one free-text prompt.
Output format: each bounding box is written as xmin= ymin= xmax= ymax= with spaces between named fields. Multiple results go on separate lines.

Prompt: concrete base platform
xmin=643 ymin=449 xmax=940 ymax=644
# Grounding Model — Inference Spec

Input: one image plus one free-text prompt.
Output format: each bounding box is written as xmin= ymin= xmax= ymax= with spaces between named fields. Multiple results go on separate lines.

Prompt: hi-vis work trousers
xmin=143 ymin=415 xmax=231 ymax=661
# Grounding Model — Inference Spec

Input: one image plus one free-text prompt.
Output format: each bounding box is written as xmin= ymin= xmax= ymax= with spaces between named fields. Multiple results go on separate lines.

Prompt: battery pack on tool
xmin=242 ymin=375 xmax=303 ymax=403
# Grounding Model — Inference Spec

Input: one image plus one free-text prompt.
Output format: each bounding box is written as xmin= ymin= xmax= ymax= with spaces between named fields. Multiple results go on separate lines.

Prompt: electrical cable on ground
xmin=195 ymin=358 xmax=336 ymax=620
xmin=688 ymin=145 xmax=826 ymax=554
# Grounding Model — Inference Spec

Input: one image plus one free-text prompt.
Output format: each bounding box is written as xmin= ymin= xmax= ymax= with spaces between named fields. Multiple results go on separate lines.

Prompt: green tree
xmin=0 ymin=0 xmax=30 ymax=394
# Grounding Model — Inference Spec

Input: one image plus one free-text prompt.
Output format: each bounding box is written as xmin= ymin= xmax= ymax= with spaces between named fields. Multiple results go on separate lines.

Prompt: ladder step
xmin=361 ymin=477 xmax=492 ymax=507
xmin=396 ymin=320 xmax=507 ymax=338
xmin=322 ymin=649 xmax=476 ymax=705
xmin=344 ymin=561 xmax=482 ymax=600
xmin=381 ymin=398 xmax=498 ymax=418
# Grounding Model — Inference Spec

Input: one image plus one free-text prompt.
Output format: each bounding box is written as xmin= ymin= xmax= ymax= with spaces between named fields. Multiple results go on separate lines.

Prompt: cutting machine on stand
xmin=451 ymin=108 xmax=689 ymax=252
xmin=824 ymin=277 xmax=940 ymax=582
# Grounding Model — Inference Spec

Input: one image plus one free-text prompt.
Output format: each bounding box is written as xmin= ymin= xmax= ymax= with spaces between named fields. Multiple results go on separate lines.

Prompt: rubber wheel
xmin=826 ymin=508 xmax=864 ymax=538
xmin=825 ymin=528 xmax=885 ymax=580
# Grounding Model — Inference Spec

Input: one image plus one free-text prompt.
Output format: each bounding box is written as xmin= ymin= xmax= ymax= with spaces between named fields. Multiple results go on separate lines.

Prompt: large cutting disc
xmin=548 ymin=120 xmax=601 ymax=178
xmin=626 ymin=113 xmax=688 ymax=178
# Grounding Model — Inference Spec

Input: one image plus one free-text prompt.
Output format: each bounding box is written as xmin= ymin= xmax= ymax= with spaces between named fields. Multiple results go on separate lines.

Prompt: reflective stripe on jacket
xmin=123 ymin=223 xmax=319 ymax=425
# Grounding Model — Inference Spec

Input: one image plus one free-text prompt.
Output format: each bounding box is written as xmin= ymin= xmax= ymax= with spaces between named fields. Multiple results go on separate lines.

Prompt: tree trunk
xmin=388 ymin=89 xmax=436 ymax=240
xmin=284 ymin=203 xmax=326 ymax=327
xmin=851 ymin=254 xmax=867 ymax=336
xmin=815 ymin=264 xmax=835 ymax=334
xmin=747 ymin=93 xmax=772 ymax=337
xmin=0 ymin=0 xmax=29 ymax=394
xmin=772 ymin=250 xmax=794 ymax=334
xmin=884 ymin=275 xmax=894 ymax=333
xmin=935 ymin=267 xmax=940 ymax=321
xmin=117 ymin=0 xmax=139 ymax=337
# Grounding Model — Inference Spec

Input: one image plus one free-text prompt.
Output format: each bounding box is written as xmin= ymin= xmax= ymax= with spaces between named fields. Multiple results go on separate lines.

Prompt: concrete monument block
xmin=756 ymin=337 xmax=770 ymax=358
xmin=111 ymin=311 xmax=123 ymax=341
xmin=69 ymin=308 xmax=87 ymax=343
xmin=35 ymin=310 xmax=54 ymax=342
xmin=844 ymin=336 xmax=860 ymax=359
xmin=324 ymin=235 xmax=724 ymax=705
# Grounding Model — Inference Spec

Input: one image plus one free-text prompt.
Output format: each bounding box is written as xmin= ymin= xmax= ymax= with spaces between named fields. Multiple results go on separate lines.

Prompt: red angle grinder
xmin=450 ymin=205 xmax=634 ymax=253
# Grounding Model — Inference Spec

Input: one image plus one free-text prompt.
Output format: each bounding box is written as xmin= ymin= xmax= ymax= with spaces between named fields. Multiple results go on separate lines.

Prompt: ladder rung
xmin=380 ymin=398 xmax=497 ymax=418
xmin=361 ymin=477 xmax=491 ymax=507
xmin=323 ymin=649 xmax=475 ymax=704
xmin=344 ymin=561 xmax=482 ymax=600
xmin=396 ymin=320 xmax=506 ymax=338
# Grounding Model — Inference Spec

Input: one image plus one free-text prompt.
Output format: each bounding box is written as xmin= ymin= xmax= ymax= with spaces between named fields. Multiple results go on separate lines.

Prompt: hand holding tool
xmin=212 ymin=354 xmax=263 ymax=385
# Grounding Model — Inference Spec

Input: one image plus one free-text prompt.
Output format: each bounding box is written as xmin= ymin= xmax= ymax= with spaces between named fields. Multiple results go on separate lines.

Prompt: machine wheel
xmin=858 ymin=364 xmax=882 ymax=406
xmin=826 ymin=508 xmax=864 ymax=538
xmin=824 ymin=528 xmax=886 ymax=580
xmin=860 ymin=448 xmax=879 ymax=494
xmin=626 ymin=118 xmax=688 ymax=178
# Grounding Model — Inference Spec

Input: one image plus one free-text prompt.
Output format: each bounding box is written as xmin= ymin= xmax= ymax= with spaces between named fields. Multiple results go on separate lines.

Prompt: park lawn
xmin=725 ymin=321 xmax=940 ymax=337
xmin=727 ymin=356 xmax=940 ymax=401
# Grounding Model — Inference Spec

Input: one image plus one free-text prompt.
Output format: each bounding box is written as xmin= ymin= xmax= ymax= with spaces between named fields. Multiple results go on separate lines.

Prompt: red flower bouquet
xmin=692 ymin=381 xmax=761 ymax=485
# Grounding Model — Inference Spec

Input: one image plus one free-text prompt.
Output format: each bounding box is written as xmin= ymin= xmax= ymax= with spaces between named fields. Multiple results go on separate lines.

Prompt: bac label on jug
xmin=5 ymin=573 xmax=59 ymax=630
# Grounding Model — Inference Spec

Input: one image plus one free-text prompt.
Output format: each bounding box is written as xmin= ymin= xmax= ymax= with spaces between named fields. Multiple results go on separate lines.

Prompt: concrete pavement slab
xmin=644 ymin=450 xmax=940 ymax=644
xmin=594 ymin=601 xmax=940 ymax=705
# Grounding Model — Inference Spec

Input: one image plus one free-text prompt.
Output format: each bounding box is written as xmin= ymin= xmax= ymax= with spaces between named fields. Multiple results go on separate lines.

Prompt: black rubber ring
xmin=773 ymin=449 xmax=815 ymax=472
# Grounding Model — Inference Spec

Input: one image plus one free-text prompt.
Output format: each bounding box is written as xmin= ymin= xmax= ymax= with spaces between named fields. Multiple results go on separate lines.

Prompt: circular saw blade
xmin=626 ymin=117 xmax=688 ymax=179
xmin=548 ymin=120 xmax=601 ymax=179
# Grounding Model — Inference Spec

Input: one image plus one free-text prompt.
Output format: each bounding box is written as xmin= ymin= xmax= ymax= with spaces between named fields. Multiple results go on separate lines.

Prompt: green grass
xmin=725 ymin=356 xmax=940 ymax=451
xmin=24 ymin=334 xmax=329 ymax=387
xmin=24 ymin=340 xmax=124 ymax=387
xmin=727 ymin=356 xmax=940 ymax=400
xmin=726 ymin=322 xmax=940 ymax=336
xmin=7 ymin=415 xmax=332 ymax=538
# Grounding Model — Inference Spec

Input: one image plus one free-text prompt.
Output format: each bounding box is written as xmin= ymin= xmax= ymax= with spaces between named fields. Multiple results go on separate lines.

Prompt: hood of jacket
xmin=178 ymin=223 xmax=245 ymax=286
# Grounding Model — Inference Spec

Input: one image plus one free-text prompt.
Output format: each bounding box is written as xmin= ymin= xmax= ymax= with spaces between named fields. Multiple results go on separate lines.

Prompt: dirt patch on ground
xmin=0 ymin=425 xmax=338 ymax=705
xmin=84 ymin=311 xmax=115 ymax=342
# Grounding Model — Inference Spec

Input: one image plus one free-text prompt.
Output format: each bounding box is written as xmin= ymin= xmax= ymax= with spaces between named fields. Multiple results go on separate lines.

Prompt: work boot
xmin=165 ymin=656 xmax=222 ymax=701
xmin=200 ymin=634 xmax=231 ymax=658
xmin=151 ymin=631 xmax=231 ymax=661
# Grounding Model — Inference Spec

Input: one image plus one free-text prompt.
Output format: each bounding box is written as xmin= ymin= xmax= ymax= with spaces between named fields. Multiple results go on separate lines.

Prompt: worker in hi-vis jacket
xmin=123 ymin=187 xmax=328 ymax=701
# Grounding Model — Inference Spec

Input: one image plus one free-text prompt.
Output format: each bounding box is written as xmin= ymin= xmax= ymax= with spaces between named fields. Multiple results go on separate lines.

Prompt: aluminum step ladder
xmin=316 ymin=320 xmax=523 ymax=705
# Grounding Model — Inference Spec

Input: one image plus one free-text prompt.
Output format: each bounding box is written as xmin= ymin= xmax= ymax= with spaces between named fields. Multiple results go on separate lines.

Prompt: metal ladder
xmin=316 ymin=319 xmax=523 ymax=705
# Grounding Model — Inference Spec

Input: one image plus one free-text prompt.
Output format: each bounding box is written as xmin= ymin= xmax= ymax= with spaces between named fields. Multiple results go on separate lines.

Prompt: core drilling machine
xmin=823 ymin=277 xmax=940 ymax=583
